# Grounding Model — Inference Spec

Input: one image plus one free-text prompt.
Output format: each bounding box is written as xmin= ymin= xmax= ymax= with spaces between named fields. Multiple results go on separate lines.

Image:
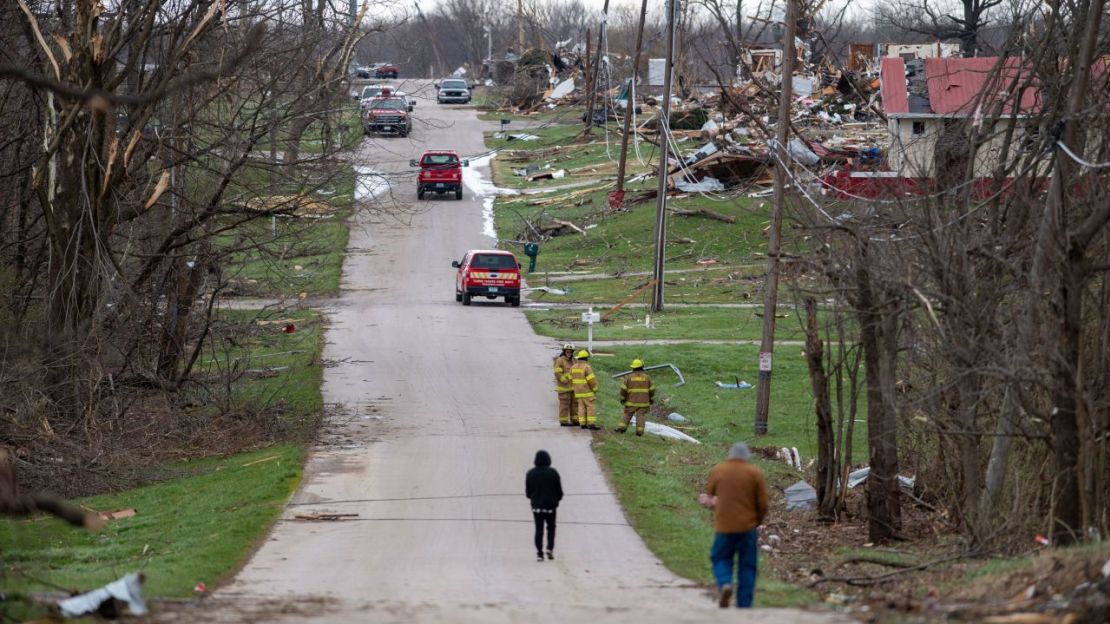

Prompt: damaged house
xmin=880 ymin=56 xmax=1042 ymax=179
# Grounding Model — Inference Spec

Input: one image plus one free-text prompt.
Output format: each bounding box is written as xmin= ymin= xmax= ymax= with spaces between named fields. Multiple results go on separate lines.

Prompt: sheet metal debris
xmin=58 ymin=572 xmax=148 ymax=618
xmin=785 ymin=480 xmax=817 ymax=511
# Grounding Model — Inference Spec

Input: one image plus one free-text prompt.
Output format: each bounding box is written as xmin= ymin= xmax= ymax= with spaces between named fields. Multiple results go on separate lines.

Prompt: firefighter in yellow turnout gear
xmin=553 ymin=344 xmax=579 ymax=426
xmin=617 ymin=359 xmax=655 ymax=436
xmin=570 ymin=351 xmax=600 ymax=430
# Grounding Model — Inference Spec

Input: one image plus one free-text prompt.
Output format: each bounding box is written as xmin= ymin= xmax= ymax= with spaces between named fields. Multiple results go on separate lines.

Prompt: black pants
xmin=533 ymin=510 xmax=556 ymax=553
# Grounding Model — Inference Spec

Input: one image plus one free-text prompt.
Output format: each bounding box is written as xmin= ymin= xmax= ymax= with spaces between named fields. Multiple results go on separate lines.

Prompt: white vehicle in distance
xmin=360 ymin=85 xmax=414 ymax=111
xmin=436 ymin=79 xmax=471 ymax=104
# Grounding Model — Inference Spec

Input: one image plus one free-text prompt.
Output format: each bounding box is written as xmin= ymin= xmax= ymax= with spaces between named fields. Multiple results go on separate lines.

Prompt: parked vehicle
xmin=375 ymin=63 xmax=399 ymax=79
xmin=359 ymin=85 xmax=413 ymax=111
xmin=436 ymin=79 xmax=471 ymax=104
xmin=353 ymin=65 xmax=371 ymax=79
xmin=411 ymin=151 xmax=468 ymax=199
xmin=363 ymin=97 xmax=412 ymax=137
xmin=452 ymin=250 xmax=522 ymax=306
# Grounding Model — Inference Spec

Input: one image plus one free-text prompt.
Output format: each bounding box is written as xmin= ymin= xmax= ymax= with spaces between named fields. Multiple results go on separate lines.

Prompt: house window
xmin=912 ymin=121 xmax=926 ymax=135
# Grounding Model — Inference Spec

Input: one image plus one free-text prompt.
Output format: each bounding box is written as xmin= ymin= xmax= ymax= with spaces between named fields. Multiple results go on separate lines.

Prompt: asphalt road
xmin=211 ymin=81 xmax=849 ymax=623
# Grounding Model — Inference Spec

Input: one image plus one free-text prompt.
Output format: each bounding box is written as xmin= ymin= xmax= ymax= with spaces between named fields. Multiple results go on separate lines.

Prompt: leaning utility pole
xmin=754 ymin=0 xmax=796 ymax=436
xmin=615 ymin=0 xmax=649 ymax=194
xmin=584 ymin=0 xmax=612 ymax=137
xmin=650 ymin=0 xmax=678 ymax=313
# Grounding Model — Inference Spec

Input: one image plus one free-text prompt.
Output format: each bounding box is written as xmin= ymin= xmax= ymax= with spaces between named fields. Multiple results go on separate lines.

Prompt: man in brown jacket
xmin=699 ymin=442 xmax=768 ymax=608
xmin=553 ymin=344 xmax=578 ymax=426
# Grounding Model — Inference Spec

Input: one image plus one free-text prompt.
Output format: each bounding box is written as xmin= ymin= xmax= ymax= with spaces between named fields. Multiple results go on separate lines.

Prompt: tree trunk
xmin=805 ymin=298 xmax=836 ymax=521
xmin=855 ymin=239 xmax=902 ymax=542
xmin=285 ymin=116 xmax=313 ymax=165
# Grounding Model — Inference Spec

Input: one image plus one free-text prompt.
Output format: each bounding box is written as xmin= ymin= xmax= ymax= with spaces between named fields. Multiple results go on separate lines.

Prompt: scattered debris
xmin=525 ymin=286 xmax=568 ymax=296
xmin=527 ymin=168 xmax=566 ymax=181
xmin=665 ymin=412 xmax=688 ymax=423
xmin=675 ymin=176 xmax=725 ymax=193
xmin=631 ymin=419 xmax=701 ymax=444
xmin=496 ymin=132 xmax=539 ymax=141
xmin=241 ymin=194 xmax=335 ymax=218
xmin=715 ymin=380 xmax=752 ymax=389
xmin=58 ymin=572 xmax=148 ymax=618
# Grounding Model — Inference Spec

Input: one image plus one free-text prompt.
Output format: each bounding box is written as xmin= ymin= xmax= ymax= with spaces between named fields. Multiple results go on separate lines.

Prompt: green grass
xmin=298 ymin=107 xmax=364 ymax=153
xmin=0 ymin=308 xmax=327 ymax=616
xmin=498 ymin=190 xmax=776 ymax=280
xmin=194 ymin=308 xmax=327 ymax=425
xmin=528 ymin=275 xmax=761 ymax=304
xmin=525 ymin=306 xmax=817 ymax=342
xmin=220 ymin=163 xmax=355 ymax=297
xmin=0 ymin=445 xmax=304 ymax=599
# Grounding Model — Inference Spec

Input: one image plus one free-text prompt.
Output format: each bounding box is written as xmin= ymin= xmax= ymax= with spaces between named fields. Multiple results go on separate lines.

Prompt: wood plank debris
xmin=671 ymin=208 xmax=736 ymax=223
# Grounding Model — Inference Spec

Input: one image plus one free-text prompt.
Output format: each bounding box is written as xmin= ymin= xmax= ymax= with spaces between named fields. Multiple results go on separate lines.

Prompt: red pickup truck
xmin=411 ymin=151 xmax=469 ymax=200
xmin=374 ymin=63 xmax=399 ymax=79
xmin=363 ymin=97 xmax=411 ymax=137
xmin=452 ymin=249 xmax=522 ymax=306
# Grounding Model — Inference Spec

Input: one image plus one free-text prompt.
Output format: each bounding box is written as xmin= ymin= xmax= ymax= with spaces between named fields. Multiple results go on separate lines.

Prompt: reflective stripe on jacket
xmin=570 ymin=361 xmax=598 ymax=398
xmin=620 ymin=372 xmax=655 ymax=407
xmin=553 ymin=354 xmax=575 ymax=392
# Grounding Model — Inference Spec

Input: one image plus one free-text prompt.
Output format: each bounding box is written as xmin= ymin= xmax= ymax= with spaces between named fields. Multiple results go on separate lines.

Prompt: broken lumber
xmin=671 ymin=208 xmax=736 ymax=224
xmin=602 ymin=280 xmax=657 ymax=322
xmin=551 ymin=219 xmax=586 ymax=235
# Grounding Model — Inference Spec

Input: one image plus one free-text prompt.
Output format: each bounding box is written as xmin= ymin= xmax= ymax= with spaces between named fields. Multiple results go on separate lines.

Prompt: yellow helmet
xmin=563 ymin=343 xmax=575 ymax=351
xmin=631 ymin=359 xmax=644 ymax=369
xmin=576 ymin=350 xmax=590 ymax=359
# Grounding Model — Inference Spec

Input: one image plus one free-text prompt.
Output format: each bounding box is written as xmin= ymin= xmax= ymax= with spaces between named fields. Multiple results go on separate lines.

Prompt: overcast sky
xmin=412 ymin=0 xmax=875 ymax=20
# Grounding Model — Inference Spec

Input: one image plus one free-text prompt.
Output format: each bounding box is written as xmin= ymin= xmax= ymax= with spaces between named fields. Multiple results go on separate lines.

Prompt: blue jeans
xmin=710 ymin=529 xmax=758 ymax=608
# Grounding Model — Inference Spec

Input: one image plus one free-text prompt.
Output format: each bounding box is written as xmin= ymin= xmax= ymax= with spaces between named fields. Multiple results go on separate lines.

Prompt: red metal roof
xmin=880 ymin=58 xmax=909 ymax=114
xmin=923 ymin=57 xmax=1040 ymax=115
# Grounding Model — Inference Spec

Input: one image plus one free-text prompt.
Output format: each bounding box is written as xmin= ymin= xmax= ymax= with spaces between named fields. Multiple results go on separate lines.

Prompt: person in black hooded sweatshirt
xmin=526 ymin=450 xmax=563 ymax=561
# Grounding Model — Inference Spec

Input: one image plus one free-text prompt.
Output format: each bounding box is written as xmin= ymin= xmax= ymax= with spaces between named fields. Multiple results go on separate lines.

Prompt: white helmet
xmin=562 ymin=343 xmax=575 ymax=351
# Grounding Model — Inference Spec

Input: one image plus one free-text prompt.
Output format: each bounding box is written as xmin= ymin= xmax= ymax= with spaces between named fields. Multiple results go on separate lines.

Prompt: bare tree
xmin=877 ymin=0 xmax=1007 ymax=57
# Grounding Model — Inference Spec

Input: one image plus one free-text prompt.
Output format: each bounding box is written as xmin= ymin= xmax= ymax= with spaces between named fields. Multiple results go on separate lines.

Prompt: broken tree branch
xmin=671 ymin=208 xmax=736 ymax=224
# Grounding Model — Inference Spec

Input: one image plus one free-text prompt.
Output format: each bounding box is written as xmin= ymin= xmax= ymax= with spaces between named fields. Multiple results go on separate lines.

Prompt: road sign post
xmin=581 ymin=307 xmax=600 ymax=354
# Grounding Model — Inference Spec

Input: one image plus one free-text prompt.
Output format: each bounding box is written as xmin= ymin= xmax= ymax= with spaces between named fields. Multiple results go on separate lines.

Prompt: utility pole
xmin=517 ymin=0 xmax=525 ymax=53
xmin=754 ymin=0 xmax=796 ymax=436
xmin=584 ymin=0 xmax=611 ymax=137
xmin=650 ymin=0 xmax=678 ymax=313
xmin=615 ymin=0 xmax=649 ymax=194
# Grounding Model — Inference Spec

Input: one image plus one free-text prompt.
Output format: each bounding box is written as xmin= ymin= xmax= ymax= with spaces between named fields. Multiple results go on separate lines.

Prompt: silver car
xmin=436 ymin=79 xmax=471 ymax=104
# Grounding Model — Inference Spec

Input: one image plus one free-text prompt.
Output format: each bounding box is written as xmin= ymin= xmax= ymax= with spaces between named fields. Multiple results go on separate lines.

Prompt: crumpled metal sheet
xmin=58 ymin=572 xmax=148 ymax=618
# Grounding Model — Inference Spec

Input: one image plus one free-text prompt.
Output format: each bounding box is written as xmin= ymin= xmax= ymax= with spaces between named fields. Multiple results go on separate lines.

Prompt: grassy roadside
xmin=497 ymin=187 xmax=775 ymax=275
xmin=525 ymin=306 xmax=817 ymax=342
xmin=0 ymin=446 xmax=303 ymax=599
xmin=0 ymin=309 xmax=327 ymax=616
